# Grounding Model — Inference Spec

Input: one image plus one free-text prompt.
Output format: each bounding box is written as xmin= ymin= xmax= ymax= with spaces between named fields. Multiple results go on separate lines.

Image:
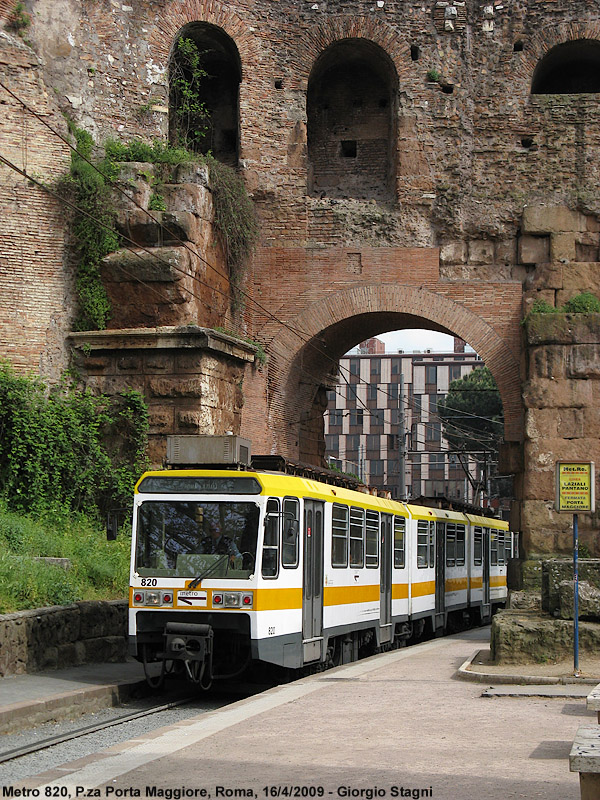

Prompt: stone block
xmin=172 ymin=162 xmax=210 ymax=187
xmin=529 ymin=345 xmax=567 ymax=380
xmin=148 ymin=408 xmax=174 ymax=433
xmin=525 ymin=263 xmax=563 ymax=290
xmin=490 ymin=610 xmax=600 ymax=664
xmin=518 ymin=235 xmax=550 ymax=265
xmin=117 ymin=356 xmax=142 ymax=372
xmin=558 ymin=580 xmax=600 ymax=621
xmin=494 ymin=238 xmax=517 ymax=265
xmin=149 ymin=377 xmax=204 ymax=398
xmin=101 ymin=246 xmax=190 ymax=283
xmin=467 ymin=239 xmax=495 ymax=264
xmin=439 ymin=241 xmax=467 ymax=265
xmin=525 ymin=312 xmax=600 ymax=345
xmin=560 ymin=263 xmax=600 ymax=298
xmin=524 ymin=408 xmax=559 ymax=440
xmin=551 ymin=232 xmax=576 ymax=263
xmin=162 ymin=183 xmax=212 ymax=217
xmin=522 ymin=205 xmax=586 ymax=234
xmin=557 ymin=407 xmax=585 ymax=439
xmin=523 ymin=377 xmax=593 ymax=409
xmin=567 ymin=345 xmax=600 ymax=378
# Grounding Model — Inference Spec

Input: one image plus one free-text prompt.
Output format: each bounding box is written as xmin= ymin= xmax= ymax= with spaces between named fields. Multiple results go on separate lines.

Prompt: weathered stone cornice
xmin=68 ymin=326 xmax=257 ymax=363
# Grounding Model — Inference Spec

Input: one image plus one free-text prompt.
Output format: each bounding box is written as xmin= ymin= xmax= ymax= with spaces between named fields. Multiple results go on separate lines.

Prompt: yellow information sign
xmin=555 ymin=462 xmax=595 ymax=513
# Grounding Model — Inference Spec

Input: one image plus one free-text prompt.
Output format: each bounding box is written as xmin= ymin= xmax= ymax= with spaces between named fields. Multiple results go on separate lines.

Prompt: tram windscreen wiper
xmin=188 ymin=554 xmax=229 ymax=589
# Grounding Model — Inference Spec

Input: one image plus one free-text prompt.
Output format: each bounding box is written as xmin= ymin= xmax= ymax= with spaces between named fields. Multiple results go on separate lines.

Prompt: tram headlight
xmin=133 ymin=590 xmax=174 ymax=606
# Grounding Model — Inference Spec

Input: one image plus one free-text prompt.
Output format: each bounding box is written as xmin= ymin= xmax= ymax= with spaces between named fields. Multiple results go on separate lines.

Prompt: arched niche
xmin=532 ymin=39 xmax=600 ymax=94
xmin=169 ymin=23 xmax=241 ymax=165
xmin=307 ymin=38 xmax=398 ymax=200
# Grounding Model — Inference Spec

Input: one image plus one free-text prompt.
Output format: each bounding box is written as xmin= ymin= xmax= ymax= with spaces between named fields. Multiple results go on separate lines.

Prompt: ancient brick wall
xmin=0 ymin=30 xmax=71 ymax=380
xmin=1 ymin=1 xmax=600 ymax=554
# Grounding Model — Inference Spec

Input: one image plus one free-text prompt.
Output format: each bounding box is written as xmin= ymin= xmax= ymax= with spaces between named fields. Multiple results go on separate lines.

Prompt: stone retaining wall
xmin=491 ymin=610 xmax=600 ymax=665
xmin=0 ymin=600 xmax=128 ymax=677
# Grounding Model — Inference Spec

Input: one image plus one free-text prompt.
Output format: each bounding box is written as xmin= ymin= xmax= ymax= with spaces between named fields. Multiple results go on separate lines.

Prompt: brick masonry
xmin=0 ymin=2 xmax=600 ymax=554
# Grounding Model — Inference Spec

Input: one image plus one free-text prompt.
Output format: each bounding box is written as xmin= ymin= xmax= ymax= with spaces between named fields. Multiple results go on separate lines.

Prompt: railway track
xmin=0 ymin=695 xmax=199 ymax=765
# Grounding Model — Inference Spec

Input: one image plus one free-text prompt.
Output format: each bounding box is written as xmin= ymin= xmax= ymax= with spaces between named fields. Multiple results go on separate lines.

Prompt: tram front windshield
xmin=135 ymin=500 xmax=259 ymax=579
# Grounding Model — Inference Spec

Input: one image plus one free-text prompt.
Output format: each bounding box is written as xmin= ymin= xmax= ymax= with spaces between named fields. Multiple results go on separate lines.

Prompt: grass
xmin=0 ymin=504 xmax=131 ymax=613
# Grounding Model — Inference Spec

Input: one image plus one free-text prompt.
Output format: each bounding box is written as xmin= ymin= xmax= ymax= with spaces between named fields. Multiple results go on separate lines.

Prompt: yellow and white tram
xmin=128 ymin=454 xmax=515 ymax=686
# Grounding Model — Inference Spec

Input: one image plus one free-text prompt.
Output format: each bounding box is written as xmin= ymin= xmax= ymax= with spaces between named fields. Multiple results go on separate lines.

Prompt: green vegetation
xmin=58 ymin=125 xmax=120 ymax=330
xmin=169 ymin=37 xmax=211 ymax=152
xmin=437 ymin=366 xmax=503 ymax=453
xmin=0 ymin=363 xmax=146 ymax=611
xmin=5 ymin=2 xmax=31 ymax=35
xmin=0 ymin=362 xmax=148 ymax=516
xmin=0 ymin=504 xmax=130 ymax=612
xmin=148 ymin=192 xmax=167 ymax=211
xmin=526 ymin=291 xmax=600 ymax=318
xmin=426 ymin=68 xmax=440 ymax=83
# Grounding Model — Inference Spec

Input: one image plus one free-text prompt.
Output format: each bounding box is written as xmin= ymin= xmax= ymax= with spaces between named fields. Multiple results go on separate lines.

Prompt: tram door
xmin=435 ymin=522 xmax=446 ymax=624
xmin=302 ymin=499 xmax=324 ymax=662
xmin=482 ymin=528 xmax=491 ymax=617
xmin=380 ymin=514 xmax=393 ymax=643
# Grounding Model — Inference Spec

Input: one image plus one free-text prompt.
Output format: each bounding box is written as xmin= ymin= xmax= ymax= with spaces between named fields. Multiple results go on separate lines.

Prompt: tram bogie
xmin=127 ymin=458 xmax=515 ymax=687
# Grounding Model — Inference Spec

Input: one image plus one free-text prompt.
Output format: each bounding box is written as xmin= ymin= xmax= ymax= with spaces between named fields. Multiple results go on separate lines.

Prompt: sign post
xmin=555 ymin=461 xmax=595 ymax=676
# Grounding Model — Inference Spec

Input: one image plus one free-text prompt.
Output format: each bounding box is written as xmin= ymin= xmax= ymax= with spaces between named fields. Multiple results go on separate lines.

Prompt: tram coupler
xmin=163 ymin=621 xmax=213 ymax=663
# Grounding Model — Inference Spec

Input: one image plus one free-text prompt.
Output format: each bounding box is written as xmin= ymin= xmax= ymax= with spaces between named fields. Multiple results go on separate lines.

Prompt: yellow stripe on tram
xmin=254 ymin=588 xmax=303 ymax=611
xmin=324 ymin=584 xmax=380 ymax=606
xmin=411 ymin=580 xmax=436 ymax=598
xmin=445 ymin=577 xmax=468 ymax=593
xmin=392 ymin=583 xmax=409 ymax=600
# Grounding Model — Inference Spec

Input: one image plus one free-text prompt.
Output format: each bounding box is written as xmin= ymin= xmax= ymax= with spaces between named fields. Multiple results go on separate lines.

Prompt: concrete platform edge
xmin=456 ymin=648 xmax=599 ymax=686
xmin=0 ymin=678 xmax=146 ymax=735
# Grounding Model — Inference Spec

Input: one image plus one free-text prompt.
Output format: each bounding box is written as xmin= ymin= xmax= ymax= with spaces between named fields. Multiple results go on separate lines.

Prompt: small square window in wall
xmin=340 ymin=140 xmax=357 ymax=158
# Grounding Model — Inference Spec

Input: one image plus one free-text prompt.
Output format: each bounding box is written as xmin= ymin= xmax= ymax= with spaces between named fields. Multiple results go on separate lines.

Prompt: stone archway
xmin=262 ymin=283 xmax=522 ymax=462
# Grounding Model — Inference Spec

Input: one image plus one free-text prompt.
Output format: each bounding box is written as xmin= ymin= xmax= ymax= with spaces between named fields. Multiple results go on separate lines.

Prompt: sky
xmin=347 ymin=329 xmax=476 ymax=355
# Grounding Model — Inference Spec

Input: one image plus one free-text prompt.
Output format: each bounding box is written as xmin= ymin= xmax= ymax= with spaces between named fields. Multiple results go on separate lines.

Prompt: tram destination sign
xmin=555 ymin=461 xmax=595 ymax=513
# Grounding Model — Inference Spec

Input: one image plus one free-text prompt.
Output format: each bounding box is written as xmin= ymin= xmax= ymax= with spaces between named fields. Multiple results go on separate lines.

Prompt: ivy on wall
xmin=0 ymin=362 xmax=148 ymax=516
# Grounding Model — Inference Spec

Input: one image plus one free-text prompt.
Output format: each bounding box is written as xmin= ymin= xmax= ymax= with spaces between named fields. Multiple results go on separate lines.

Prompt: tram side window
xmin=497 ymin=532 xmax=505 ymax=566
xmin=473 ymin=527 xmax=483 ymax=566
xmin=282 ymin=497 xmax=300 ymax=568
xmin=446 ymin=523 xmax=455 ymax=567
xmin=490 ymin=532 xmax=498 ymax=566
xmin=456 ymin=524 xmax=465 ymax=566
xmin=262 ymin=498 xmax=280 ymax=578
xmin=332 ymin=503 xmax=349 ymax=567
xmin=417 ymin=520 xmax=429 ymax=568
xmin=429 ymin=522 xmax=435 ymax=567
xmin=350 ymin=506 xmax=365 ymax=568
xmin=366 ymin=510 xmax=379 ymax=567
xmin=393 ymin=516 xmax=405 ymax=568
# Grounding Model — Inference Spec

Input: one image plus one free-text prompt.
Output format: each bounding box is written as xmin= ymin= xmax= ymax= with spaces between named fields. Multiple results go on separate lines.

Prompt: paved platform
xmin=0 ymin=660 xmax=150 ymax=734
xmin=6 ymin=628 xmax=596 ymax=800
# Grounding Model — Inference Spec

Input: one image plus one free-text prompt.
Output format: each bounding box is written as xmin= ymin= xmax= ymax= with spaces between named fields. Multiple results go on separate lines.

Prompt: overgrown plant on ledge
xmin=524 ymin=291 xmax=600 ymax=321
xmin=59 ymin=128 xmax=259 ymax=327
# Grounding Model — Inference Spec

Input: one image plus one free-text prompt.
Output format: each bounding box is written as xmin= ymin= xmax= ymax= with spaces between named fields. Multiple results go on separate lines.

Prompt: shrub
xmin=0 ymin=363 xmax=148 ymax=516
xmin=562 ymin=291 xmax=600 ymax=313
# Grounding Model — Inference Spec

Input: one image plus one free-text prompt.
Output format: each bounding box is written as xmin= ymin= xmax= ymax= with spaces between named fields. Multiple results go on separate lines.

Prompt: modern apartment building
xmin=324 ymin=337 xmax=488 ymax=504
